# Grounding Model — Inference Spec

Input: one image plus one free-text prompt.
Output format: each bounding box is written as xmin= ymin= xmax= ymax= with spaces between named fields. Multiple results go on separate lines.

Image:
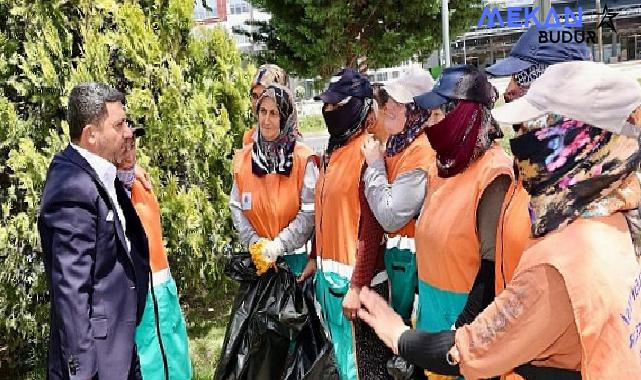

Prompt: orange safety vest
xmin=517 ymin=213 xmax=641 ymax=379
xmin=242 ymin=127 xmax=255 ymax=146
xmin=233 ymin=142 xmax=317 ymax=239
xmin=385 ymin=134 xmax=435 ymax=238
xmin=495 ymin=178 xmax=531 ymax=294
xmin=416 ymin=144 xmax=514 ymax=293
xmin=131 ymin=179 xmax=169 ymax=273
xmin=315 ymin=133 xmax=368 ymax=268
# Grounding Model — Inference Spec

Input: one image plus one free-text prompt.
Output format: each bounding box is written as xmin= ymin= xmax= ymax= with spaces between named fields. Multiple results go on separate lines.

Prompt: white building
xmin=193 ymin=0 xmax=270 ymax=53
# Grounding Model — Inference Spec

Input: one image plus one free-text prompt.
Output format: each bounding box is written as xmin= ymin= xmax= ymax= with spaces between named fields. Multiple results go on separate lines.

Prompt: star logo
xmin=597 ymin=4 xmax=619 ymax=33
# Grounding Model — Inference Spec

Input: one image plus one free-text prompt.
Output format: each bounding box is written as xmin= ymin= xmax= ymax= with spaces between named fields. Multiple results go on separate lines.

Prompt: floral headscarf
xmin=510 ymin=113 xmax=641 ymax=237
xmin=386 ymin=103 xmax=432 ymax=156
xmin=252 ymin=84 xmax=301 ymax=176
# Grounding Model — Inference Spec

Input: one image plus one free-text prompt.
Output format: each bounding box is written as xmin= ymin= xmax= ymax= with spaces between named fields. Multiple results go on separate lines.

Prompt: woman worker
xmin=343 ymin=66 xmax=435 ymax=322
xmin=243 ymin=64 xmax=290 ymax=146
xmin=412 ymin=65 xmax=514 ymax=339
xmin=230 ymin=83 xmax=318 ymax=283
xmin=314 ymin=68 xmax=393 ymax=380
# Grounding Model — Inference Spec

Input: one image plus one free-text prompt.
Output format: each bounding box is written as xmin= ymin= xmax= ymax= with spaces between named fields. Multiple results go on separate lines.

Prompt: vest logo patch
xmin=241 ymin=192 xmax=252 ymax=210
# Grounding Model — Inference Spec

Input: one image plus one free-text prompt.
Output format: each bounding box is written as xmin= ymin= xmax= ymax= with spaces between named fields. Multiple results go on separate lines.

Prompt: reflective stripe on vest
xmin=386 ymin=235 xmax=416 ymax=253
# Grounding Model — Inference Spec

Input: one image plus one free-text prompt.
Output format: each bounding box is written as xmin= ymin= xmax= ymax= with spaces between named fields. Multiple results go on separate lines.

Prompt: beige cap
xmin=492 ymin=61 xmax=641 ymax=135
xmin=382 ymin=66 xmax=434 ymax=104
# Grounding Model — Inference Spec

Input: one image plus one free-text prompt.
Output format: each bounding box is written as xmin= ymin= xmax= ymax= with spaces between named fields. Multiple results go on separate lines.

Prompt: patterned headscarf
xmin=252 ymin=64 xmax=289 ymax=90
xmin=510 ymin=113 xmax=641 ymax=237
xmin=386 ymin=103 xmax=432 ymax=156
xmin=252 ymin=84 xmax=301 ymax=176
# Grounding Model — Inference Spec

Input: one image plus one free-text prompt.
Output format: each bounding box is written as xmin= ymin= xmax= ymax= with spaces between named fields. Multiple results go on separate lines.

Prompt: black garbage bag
xmin=282 ymin=275 xmax=339 ymax=380
xmin=214 ymin=253 xmax=339 ymax=380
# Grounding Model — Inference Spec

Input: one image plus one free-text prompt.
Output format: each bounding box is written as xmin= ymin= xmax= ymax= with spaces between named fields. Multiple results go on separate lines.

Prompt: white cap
xmin=492 ymin=61 xmax=641 ymax=135
xmin=382 ymin=67 xmax=435 ymax=104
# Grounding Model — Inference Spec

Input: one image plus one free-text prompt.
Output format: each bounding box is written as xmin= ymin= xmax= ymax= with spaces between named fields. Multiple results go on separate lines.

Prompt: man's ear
xmin=80 ymin=124 xmax=97 ymax=145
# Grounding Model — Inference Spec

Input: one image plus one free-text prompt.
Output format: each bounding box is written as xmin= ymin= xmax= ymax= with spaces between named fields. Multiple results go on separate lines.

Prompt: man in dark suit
xmin=38 ymin=83 xmax=151 ymax=380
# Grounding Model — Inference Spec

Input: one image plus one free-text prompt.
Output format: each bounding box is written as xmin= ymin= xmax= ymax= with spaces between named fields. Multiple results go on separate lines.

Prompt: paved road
xmin=302 ymin=132 xmax=329 ymax=154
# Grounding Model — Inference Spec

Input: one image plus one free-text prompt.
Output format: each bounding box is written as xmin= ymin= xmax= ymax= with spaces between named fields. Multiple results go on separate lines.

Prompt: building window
xmin=235 ymin=33 xmax=251 ymax=45
xmin=391 ymin=71 xmax=400 ymax=79
xmin=229 ymin=0 xmax=250 ymax=15
xmin=376 ymin=72 xmax=388 ymax=82
xmin=194 ymin=0 xmax=217 ymax=20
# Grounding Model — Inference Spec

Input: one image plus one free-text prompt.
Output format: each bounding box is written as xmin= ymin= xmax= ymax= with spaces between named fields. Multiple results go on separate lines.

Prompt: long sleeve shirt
xmin=454 ymin=264 xmax=581 ymax=379
xmin=362 ymin=159 xmax=426 ymax=232
xmin=229 ymin=160 xmax=319 ymax=251
xmin=351 ymin=179 xmax=386 ymax=288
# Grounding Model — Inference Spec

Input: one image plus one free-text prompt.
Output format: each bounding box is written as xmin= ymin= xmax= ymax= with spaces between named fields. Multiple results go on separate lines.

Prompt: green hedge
xmin=0 ymin=0 xmax=251 ymax=371
xmin=298 ymin=114 xmax=325 ymax=133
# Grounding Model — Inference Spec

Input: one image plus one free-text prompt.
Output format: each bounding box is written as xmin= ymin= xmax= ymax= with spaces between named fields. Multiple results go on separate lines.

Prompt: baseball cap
xmin=486 ymin=26 xmax=591 ymax=77
xmin=492 ymin=61 xmax=641 ymax=135
xmin=382 ymin=67 xmax=435 ymax=104
xmin=414 ymin=65 xmax=495 ymax=109
xmin=314 ymin=68 xmax=373 ymax=104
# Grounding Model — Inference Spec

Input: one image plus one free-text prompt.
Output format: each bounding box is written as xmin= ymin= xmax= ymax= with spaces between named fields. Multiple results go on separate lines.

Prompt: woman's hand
xmin=297 ymin=258 xmax=317 ymax=283
xmin=361 ymin=134 xmax=384 ymax=166
xmin=358 ymin=287 xmax=409 ymax=354
xmin=135 ymin=165 xmax=152 ymax=190
xmin=342 ymin=286 xmax=361 ymax=320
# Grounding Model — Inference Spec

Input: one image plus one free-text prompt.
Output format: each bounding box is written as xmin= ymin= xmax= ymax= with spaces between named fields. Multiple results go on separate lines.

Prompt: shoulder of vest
xmin=293 ymin=142 xmax=314 ymax=157
xmin=131 ymin=179 xmax=155 ymax=202
xmin=232 ymin=146 xmax=253 ymax=174
xmin=293 ymin=142 xmax=320 ymax=167
xmin=480 ymin=145 xmax=514 ymax=179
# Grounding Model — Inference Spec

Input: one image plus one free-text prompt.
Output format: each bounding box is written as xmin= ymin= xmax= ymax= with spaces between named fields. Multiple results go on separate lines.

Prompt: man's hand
xmin=361 ymin=134 xmax=384 ymax=166
xmin=342 ymin=286 xmax=361 ymax=320
xmin=297 ymin=258 xmax=317 ymax=283
xmin=134 ymin=165 xmax=152 ymax=191
xmin=358 ymin=287 xmax=409 ymax=354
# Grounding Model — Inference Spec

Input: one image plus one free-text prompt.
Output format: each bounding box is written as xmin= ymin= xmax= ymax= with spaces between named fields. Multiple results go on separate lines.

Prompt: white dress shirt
xmin=71 ymin=144 xmax=131 ymax=252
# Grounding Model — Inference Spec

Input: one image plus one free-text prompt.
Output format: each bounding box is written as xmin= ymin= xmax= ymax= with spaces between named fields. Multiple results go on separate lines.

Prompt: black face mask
xmin=322 ymin=97 xmax=364 ymax=138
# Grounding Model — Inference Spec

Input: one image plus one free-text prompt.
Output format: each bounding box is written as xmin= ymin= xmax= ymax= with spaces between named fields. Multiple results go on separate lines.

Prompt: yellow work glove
xmin=249 ymin=239 xmax=276 ymax=275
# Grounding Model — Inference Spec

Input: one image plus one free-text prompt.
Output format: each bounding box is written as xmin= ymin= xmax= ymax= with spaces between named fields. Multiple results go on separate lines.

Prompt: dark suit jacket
xmin=38 ymin=145 xmax=150 ymax=380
